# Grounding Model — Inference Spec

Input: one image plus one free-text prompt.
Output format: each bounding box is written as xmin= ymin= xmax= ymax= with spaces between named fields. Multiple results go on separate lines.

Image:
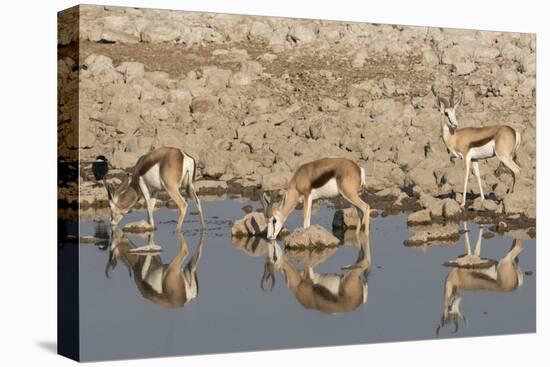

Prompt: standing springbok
xmin=431 ymin=85 xmax=521 ymax=207
xmin=102 ymin=147 xmax=205 ymax=230
xmin=260 ymin=234 xmax=370 ymax=314
xmin=105 ymin=228 xmax=205 ymax=309
xmin=436 ymin=223 xmax=524 ymax=335
xmin=261 ymin=157 xmax=369 ymax=240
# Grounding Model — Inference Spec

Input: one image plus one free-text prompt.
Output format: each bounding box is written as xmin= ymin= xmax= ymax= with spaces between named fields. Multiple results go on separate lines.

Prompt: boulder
xmin=442 ymin=198 xmax=462 ymax=219
xmin=190 ymin=96 xmax=218 ymax=113
xmin=332 ymin=208 xmax=359 ymax=229
xmin=405 ymin=160 xmax=438 ymax=194
xmin=472 ymin=198 xmax=499 ymax=212
xmin=193 ymin=180 xmax=228 ymax=195
xmin=79 ymin=181 xmax=108 ymax=208
xmin=503 ymin=187 xmax=533 ymax=215
xmin=226 ymin=156 xmax=256 ymax=177
xmin=422 ymin=49 xmax=439 ymax=66
xmin=141 ymin=23 xmax=180 ymax=43
xmin=82 ymin=54 xmax=121 ymax=84
xmin=229 ymin=61 xmax=263 ymax=87
xmin=352 ymin=49 xmax=368 ymax=68
xmin=287 ymin=24 xmax=318 ymax=44
xmin=404 ymin=223 xmax=460 ymax=246
xmin=443 ymin=255 xmax=497 ymax=269
xmin=319 ymin=98 xmax=341 ymax=112
xmin=99 ymin=15 xmax=140 ymax=43
xmin=407 ymin=209 xmax=432 ymax=226
xmin=115 ymin=62 xmax=145 ymax=84
xmin=287 ymin=245 xmax=339 ymax=268
xmin=248 ymin=21 xmax=274 ymax=42
xmin=284 ymin=225 xmax=340 ymax=248
xmin=248 ymin=98 xmax=272 ymax=115
xmin=261 ymin=172 xmax=292 ymax=191
xmin=454 ymin=62 xmax=476 ymax=75
xmin=375 ymin=187 xmax=402 ymax=199
xmin=123 ymin=220 xmax=155 ymax=233
xmin=231 ymin=212 xmax=268 ymax=237
xmin=199 ymin=151 xmax=226 ymax=179
xmin=232 ymin=235 xmax=271 ymax=256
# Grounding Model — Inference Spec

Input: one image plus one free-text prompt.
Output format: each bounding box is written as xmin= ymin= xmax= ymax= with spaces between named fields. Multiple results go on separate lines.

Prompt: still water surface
xmin=76 ymin=199 xmax=535 ymax=361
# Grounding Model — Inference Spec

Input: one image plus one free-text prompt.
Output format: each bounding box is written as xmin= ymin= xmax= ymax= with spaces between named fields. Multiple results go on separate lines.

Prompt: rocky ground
xmin=58 ymin=5 xmax=536 ymax=235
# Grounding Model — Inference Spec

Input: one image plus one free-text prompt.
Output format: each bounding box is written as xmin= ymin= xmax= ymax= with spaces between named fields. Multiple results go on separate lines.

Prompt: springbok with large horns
xmin=431 ymin=85 xmax=521 ymax=207
xmin=102 ymin=147 xmax=205 ymax=230
xmin=261 ymin=157 xmax=370 ymax=240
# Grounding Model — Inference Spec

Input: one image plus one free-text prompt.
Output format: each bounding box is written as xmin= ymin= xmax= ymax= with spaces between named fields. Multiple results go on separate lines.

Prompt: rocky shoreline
xmin=58 ymin=6 xmax=536 ymax=240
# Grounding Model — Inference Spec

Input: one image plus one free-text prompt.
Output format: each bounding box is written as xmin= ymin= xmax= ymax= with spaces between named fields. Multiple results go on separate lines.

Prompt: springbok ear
xmin=279 ymin=191 xmax=286 ymax=208
xmin=105 ymin=181 xmax=115 ymax=201
xmin=438 ymin=99 xmax=446 ymax=113
xmin=260 ymin=191 xmax=272 ymax=218
xmin=120 ymin=174 xmax=131 ymax=191
xmin=431 ymin=85 xmax=448 ymax=113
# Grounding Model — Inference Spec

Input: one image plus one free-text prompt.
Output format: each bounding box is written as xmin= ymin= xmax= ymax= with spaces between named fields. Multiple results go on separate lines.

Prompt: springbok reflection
xmin=105 ymin=228 xmax=205 ymax=308
xmin=437 ymin=223 xmax=524 ymax=335
xmin=259 ymin=231 xmax=371 ymax=314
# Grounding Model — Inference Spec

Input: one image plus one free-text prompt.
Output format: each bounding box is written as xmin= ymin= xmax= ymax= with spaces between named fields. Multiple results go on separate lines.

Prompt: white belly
xmin=142 ymin=263 xmax=164 ymax=294
xmin=184 ymin=277 xmax=198 ymax=302
xmin=310 ymin=271 xmax=342 ymax=296
xmin=470 ymin=141 xmax=496 ymax=161
xmin=142 ymin=163 xmax=164 ymax=191
xmin=311 ymin=178 xmax=339 ymax=200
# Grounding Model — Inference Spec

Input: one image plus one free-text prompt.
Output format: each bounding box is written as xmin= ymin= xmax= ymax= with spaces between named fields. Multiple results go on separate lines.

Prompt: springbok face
xmin=261 ymin=192 xmax=284 ymax=240
xmin=105 ymin=176 xmax=134 ymax=226
xmin=437 ymin=286 xmax=466 ymax=335
xmin=432 ymin=85 xmax=463 ymax=131
xmin=260 ymin=241 xmax=284 ymax=291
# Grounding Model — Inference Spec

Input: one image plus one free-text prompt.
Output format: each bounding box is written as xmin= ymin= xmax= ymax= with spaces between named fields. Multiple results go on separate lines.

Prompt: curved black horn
xmin=431 ymin=84 xmax=449 ymax=108
xmin=450 ymin=86 xmax=456 ymax=107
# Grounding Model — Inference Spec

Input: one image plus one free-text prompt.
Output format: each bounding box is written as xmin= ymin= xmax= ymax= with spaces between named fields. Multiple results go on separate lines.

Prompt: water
xmin=73 ymin=199 xmax=536 ymax=361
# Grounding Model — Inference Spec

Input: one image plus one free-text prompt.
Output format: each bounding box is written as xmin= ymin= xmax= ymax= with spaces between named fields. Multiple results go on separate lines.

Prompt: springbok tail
xmin=360 ymin=167 xmax=367 ymax=191
xmin=514 ymin=130 xmax=521 ymax=154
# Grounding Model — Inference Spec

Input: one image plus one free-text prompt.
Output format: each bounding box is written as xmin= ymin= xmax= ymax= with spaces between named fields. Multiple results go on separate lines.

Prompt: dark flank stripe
xmin=311 ymin=170 xmax=336 ymax=189
xmin=469 ymin=136 xmax=494 ymax=149
xmin=312 ymin=283 xmax=340 ymax=302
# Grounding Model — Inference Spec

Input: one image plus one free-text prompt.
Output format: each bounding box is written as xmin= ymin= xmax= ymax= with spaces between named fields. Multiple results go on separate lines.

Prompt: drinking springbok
xmin=260 ymin=234 xmax=370 ymax=314
xmin=101 ymin=147 xmax=205 ymax=230
xmin=261 ymin=157 xmax=369 ymax=240
xmin=105 ymin=228 xmax=204 ymax=309
xmin=431 ymin=85 xmax=521 ymax=207
xmin=436 ymin=223 xmax=524 ymax=335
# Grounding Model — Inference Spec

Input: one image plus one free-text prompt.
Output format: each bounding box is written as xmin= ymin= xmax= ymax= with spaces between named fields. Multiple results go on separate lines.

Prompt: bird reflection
xmin=235 ymin=230 xmax=371 ymax=314
xmin=436 ymin=223 xmax=524 ymax=335
xmin=105 ymin=228 xmax=205 ymax=309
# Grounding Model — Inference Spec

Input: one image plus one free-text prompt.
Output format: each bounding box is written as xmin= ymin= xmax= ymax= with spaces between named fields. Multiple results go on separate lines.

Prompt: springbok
xmin=261 ymin=157 xmax=369 ymax=240
xmin=260 ymin=233 xmax=370 ymax=314
xmin=101 ymin=147 xmax=205 ymax=230
xmin=431 ymin=85 xmax=521 ymax=207
xmin=436 ymin=223 xmax=524 ymax=334
xmin=105 ymin=228 xmax=205 ymax=309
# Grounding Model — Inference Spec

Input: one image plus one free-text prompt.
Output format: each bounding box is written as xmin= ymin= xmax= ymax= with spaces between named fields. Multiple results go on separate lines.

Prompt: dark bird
xmin=92 ymin=155 xmax=109 ymax=181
